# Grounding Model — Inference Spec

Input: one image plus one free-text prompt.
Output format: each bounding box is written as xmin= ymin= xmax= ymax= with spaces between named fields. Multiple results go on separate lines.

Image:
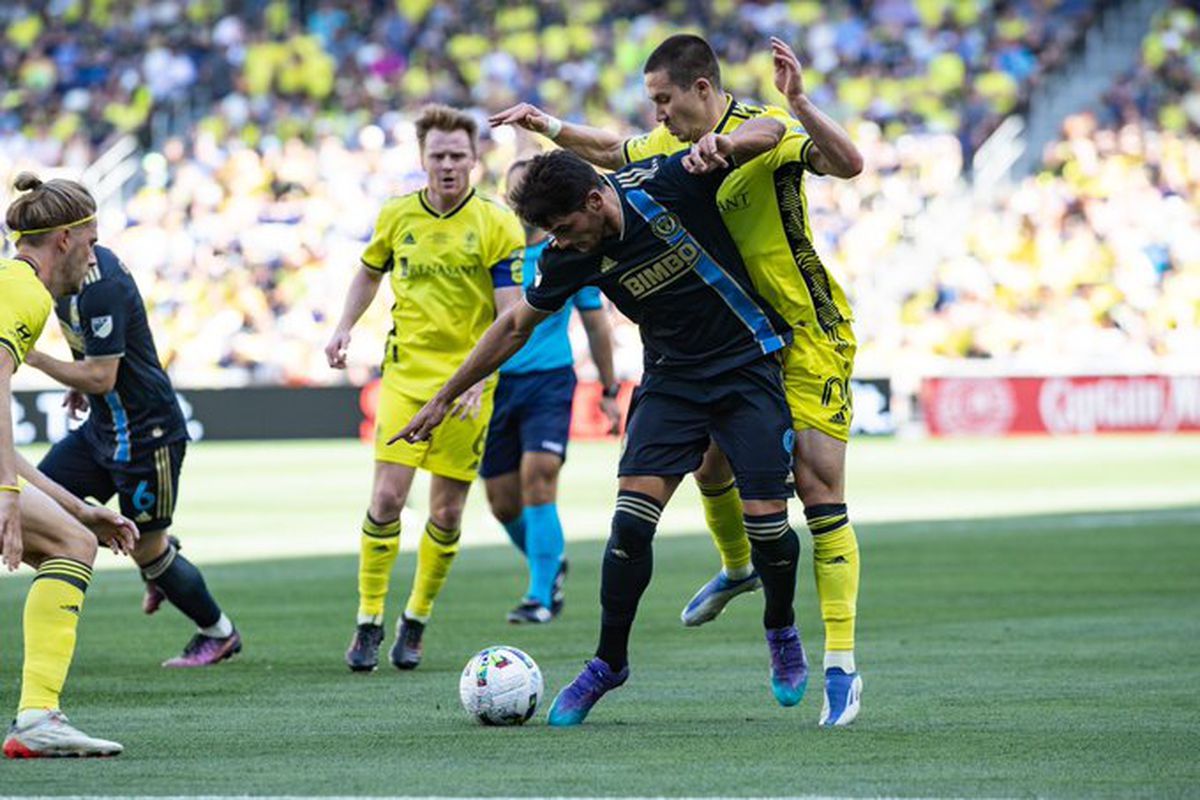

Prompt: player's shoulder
xmin=472 ymin=191 xmax=520 ymax=222
xmin=623 ymin=125 xmax=686 ymax=162
xmin=79 ymin=245 xmax=134 ymax=294
xmin=0 ymin=257 xmax=51 ymax=311
xmin=376 ymin=190 xmax=423 ymax=220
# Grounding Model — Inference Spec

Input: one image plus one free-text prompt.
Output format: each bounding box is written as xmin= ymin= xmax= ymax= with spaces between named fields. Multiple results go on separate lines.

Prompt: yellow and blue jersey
xmin=622 ymin=95 xmax=854 ymax=341
xmin=361 ymin=188 xmax=525 ymax=400
xmin=53 ymin=246 xmax=188 ymax=465
xmin=0 ymin=256 xmax=52 ymax=371
xmin=502 ymin=238 xmax=603 ymax=376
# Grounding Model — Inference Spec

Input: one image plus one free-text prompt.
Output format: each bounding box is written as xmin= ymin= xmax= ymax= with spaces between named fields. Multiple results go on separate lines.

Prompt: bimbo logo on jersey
xmin=620 ymin=241 xmax=700 ymax=298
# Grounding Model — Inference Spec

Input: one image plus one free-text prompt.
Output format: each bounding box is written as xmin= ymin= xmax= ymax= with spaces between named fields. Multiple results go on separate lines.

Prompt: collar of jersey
xmin=711 ymin=94 xmax=739 ymax=135
xmin=12 ymin=254 xmax=39 ymax=275
xmin=418 ymin=187 xmax=475 ymax=219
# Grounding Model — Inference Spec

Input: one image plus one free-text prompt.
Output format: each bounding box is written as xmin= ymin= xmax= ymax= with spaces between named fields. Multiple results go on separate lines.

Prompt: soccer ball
xmin=459 ymin=646 xmax=544 ymax=726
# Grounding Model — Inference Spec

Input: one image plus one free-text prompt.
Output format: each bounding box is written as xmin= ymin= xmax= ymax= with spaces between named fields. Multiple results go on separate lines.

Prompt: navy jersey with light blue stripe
xmin=53 ymin=246 xmax=187 ymax=464
xmin=502 ymin=239 xmax=603 ymax=375
xmin=525 ymin=153 xmax=791 ymax=380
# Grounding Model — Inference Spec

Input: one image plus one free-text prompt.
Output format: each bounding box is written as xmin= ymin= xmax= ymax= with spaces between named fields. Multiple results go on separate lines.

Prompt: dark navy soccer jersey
xmin=524 ymin=152 xmax=792 ymax=381
xmin=54 ymin=245 xmax=187 ymax=464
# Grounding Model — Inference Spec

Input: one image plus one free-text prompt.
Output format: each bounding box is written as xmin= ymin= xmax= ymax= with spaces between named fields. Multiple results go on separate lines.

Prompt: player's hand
xmin=682 ymin=133 xmax=730 ymax=173
xmin=389 ymin=397 xmax=450 ymax=444
xmin=0 ymin=492 xmax=23 ymax=571
xmin=449 ymin=381 xmax=486 ymax=421
xmin=325 ymin=329 xmax=352 ymax=369
xmin=599 ymin=395 xmax=621 ymax=436
xmin=489 ymin=103 xmax=554 ymax=135
xmin=771 ymin=37 xmax=806 ymax=103
xmin=78 ymin=504 xmax=139 ymax=556
xmin=62 ymin=389 xmax=89 ymax=421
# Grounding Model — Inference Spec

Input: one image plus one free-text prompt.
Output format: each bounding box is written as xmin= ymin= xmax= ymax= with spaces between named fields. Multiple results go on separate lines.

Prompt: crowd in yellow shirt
xmin=2 ymin=0 xmax=1196 ymax=387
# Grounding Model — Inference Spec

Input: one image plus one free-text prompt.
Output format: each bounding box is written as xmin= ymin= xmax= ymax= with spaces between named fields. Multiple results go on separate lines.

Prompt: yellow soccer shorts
xmin=374 ymin=372 xmax=496 ymax=482
xmin=782 ymin=320 xmax=858 ymax=442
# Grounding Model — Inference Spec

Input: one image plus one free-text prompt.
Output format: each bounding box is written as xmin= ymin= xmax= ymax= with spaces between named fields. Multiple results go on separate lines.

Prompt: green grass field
xmin=2 ymin=436 xmax=1199 ymax=797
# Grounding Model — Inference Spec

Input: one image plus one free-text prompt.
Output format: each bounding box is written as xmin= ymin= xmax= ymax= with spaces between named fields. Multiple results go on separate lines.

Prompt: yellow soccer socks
xmin=805 ymin=503 xmax=860 ymax=664
xmin=357 ymin=514 xmax=401 ymax=624
xmin=697 ymin=478 xmax=753 ymax=579
xmin=18 ymin=558 xmax=91 ymax=714
xmin=404 ymin=520 xmax=461 ymax=622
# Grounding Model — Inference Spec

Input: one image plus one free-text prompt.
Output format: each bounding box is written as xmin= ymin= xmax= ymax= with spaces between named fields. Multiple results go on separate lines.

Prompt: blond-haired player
xmin=2 ymin=173 xmax=139 ymax=757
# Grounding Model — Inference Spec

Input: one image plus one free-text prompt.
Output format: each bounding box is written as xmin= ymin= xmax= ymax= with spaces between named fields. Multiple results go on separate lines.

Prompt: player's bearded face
xmin=421 ymin=129 xmax=477 ymax=201
xmin=60 ymin=222 xmax=97 ymax=294
xmin=644 ymin=70 xmax=709 ymax=143
xmin=546 ymin=200 xmax=606 ymax=252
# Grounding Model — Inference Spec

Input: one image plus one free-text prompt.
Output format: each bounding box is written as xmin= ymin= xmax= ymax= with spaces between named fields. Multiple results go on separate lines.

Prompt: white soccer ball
xmin=459 ymin=646 xmax=544 ymax=726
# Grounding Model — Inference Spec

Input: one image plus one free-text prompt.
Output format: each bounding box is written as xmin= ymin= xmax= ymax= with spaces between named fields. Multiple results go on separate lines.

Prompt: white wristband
xmin=544 ymin=116 xmax=563 ymax=140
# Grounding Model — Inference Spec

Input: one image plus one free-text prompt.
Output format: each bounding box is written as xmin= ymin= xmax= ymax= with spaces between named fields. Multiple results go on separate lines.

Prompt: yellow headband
xmin=6 ymin=213 xmax=96 ymax=244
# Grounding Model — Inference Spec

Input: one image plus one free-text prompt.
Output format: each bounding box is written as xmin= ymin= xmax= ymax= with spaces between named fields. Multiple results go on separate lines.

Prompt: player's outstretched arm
xmin=770 ymin=36 xmax=863 ymax=178
xmin=326 ymin=264 xmax=384 ymax=369
xmin=490 ymin=103 xmax=626 ymax=171
xmin=683 ymin=117 xmax=785 ymax=174
xmin=13 ymin=451 xmax=138 ymax=555
xmin=391 ymin=301 xmax=551 ymax=444
xmin=25 ymin=349 xmax=119 ymax=395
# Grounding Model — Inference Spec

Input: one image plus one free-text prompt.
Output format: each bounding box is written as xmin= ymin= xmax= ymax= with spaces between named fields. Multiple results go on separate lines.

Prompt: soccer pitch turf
xmin=1 ymin=435 xmax=1198 ymax=797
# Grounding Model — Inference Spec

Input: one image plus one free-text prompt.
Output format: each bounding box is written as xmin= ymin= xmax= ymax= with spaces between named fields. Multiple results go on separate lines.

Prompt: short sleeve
xmin=571 ymin=285 xmax=604 ymax=312
xmin=622 ymin=125 xmax=687 ymax=164
xmin=361 ymin=200 xmax=399 ymax=273
xmin=652 ymin=151 xmax=734 ymax=202
xmin=757 ymin=106 xmax=819 ymax=174
xmin=0 ymin=283 xmax=49 ymax=371
xmin=486 ymin=205 xmax=526 ymax=289
xmin=77 ymin=280 xmax=129 ymax=358
xmin=524 ymin=246 xmax=590 ymax=314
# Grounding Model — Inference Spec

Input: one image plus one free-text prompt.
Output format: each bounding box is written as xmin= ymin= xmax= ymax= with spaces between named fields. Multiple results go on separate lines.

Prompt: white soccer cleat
xmin=819 ymin=668 xmax=863 ymax=727
xmin=680 ymin=570 xmax=762 ymax=626
xmin=3 ymin=711 xmax=123 ymax=758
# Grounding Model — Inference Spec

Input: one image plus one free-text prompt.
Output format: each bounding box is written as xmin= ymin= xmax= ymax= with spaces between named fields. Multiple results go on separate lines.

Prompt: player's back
xmin=0 ymin=256 xmax=53 ymax=370
xmin=54 ymin=246 xmax=186 ymax=464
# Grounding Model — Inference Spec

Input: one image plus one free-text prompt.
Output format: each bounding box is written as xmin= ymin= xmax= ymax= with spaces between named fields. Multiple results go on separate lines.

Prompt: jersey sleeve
xmin=654 ymin=151 xmax=735 ymax=202
xmin=622 ymin=125 xmax=687 ymax=164
xmin=77 ymin=280 xmax=129 ymax=358
xmin=757 ymin=106 xmax=820 ymax=175
xmin=524 ymin=246 xmax=590 ymax=314
xmin=485 ymin=206 xmax=526 ymax=289
xmin=0 ymin=285 xmax=50 ymax=371
xmin=571 ymin=284 xmax=604 ymax=312
xmin=361 ymin=200 xmax=399 ymax=273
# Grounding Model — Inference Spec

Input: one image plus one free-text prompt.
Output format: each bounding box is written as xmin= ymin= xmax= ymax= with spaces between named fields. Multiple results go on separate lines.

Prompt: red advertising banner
xmin=922 ymin=376 xmax=1200 ymax=436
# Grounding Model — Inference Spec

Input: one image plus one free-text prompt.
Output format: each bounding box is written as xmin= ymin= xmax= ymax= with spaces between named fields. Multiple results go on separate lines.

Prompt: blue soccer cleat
xmin=819 ymin=667 xmax=863 ymax=726
xmin=765 ymin=625 xmax=808 ymax=707
xmin=547 ymin=658 xmax=629 ymax=727
xmin=680 ymin=570 xmax=762 ymax=626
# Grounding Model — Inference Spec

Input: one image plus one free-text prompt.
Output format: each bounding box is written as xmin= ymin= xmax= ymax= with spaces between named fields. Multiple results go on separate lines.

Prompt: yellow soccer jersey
xmin=0 ymin=256 xmax=52 ymax=371
xmin=622 ymin=95 xmax=854 ymax=342
xmin=361 ymin=188 xmax=525 ymax=400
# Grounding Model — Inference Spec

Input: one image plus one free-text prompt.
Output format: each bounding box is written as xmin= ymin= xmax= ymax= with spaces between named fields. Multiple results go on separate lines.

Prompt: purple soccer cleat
xmin=162 ymin=629 xmax=242 ymax=668
xmin=766 ymin=625 xmax=808 ymax=707
xmin=547 ymin=657 xmax=629 ymax=726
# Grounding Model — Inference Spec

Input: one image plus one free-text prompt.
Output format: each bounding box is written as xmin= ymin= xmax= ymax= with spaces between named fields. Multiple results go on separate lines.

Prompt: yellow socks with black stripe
xmin=18 ymin=558 xmax=90 ymax=713
xmin=358 ymin=514 xmax=401 ymax=625
xmin=696 ymin=478 xmax=753 ymax=579
xmin=404 ymin=520 xmax=461 ymax=622
xmin=805 ymin=503 xmax=860 ymax=665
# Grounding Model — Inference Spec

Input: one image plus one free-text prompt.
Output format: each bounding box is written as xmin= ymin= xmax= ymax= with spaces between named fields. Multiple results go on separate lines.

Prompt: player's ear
xmin=586 ymin=189 xmax=604 ymax=211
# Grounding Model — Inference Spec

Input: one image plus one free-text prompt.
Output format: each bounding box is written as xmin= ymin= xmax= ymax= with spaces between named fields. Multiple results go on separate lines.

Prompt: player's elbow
xmin=841 ymin=151 xmax=865 ymax=178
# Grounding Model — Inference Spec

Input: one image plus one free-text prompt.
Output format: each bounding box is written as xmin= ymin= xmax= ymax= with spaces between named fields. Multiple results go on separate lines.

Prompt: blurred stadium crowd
xmin=1 ymin=0 xmax=1196 ymax=386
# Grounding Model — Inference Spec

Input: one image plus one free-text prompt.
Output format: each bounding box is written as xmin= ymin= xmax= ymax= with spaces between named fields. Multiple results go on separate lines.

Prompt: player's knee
xmin=522 ymin=475 xmax=556 ymax=508
xmin=57 ymin=526 xmax=98 ymax=567
xmin=607 ymin=491 xmax=663 ymax=562
xmin=369 ymin=485 xmax=405 ymax=521
xmin=131 ymin=529 xmax=169 ymax=567
xmin=428 ymin=501 xmax=465 ymax=532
